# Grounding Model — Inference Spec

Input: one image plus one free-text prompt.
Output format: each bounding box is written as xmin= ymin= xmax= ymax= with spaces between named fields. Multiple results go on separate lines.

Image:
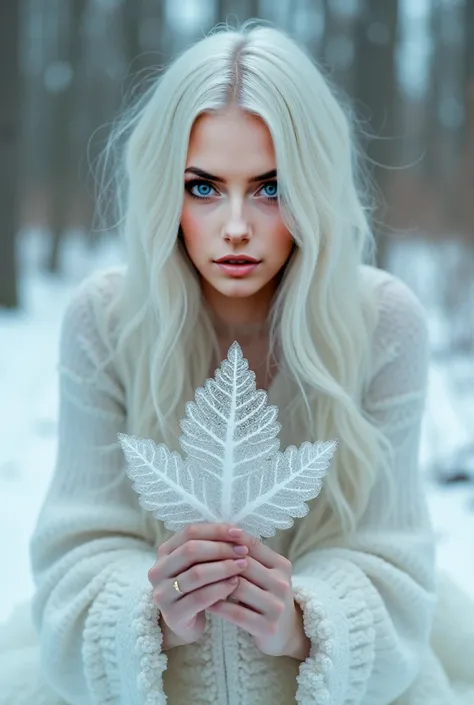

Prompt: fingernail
xmin=233 ymin=544 xmax=248 ymax=555
xmin=229 ymin=576 xmax=239 ymax=585
xmin=229 ymin=528 xmax=242 ymax=538
xmin=235 ymin=558 xmax=247 ymax=567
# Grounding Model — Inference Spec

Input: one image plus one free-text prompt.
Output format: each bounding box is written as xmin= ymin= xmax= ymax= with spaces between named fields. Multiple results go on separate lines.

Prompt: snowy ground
xmin=0 ymin=231 xmax=473 ymax=624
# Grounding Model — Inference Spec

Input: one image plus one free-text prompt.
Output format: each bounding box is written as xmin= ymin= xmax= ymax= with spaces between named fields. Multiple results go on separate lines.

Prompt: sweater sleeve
xmin=29 ymin=271 xmax=167 ymax=705
xmin=290 ymin=274 xmax=437 ymax=705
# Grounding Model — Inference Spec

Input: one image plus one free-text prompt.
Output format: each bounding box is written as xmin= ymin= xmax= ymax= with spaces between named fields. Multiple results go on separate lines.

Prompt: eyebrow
xmin=184 ymin=167 xmax=277 ymax=183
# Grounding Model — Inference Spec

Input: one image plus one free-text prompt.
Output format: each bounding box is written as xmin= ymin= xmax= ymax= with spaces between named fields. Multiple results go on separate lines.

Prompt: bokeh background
xmin=0 ymin=0 xmax=473 ymax=620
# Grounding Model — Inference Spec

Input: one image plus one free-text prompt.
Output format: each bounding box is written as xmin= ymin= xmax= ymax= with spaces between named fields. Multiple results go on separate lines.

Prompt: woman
xmin=1 ymin=22 xmax=473 ymax=705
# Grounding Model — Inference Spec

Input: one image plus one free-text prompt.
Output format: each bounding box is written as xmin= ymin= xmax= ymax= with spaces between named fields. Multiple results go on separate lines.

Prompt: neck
xmin=202 ymin=286 xmax=274 ymax=341
xmin=208 ymin=308 xmax=270 ymax=342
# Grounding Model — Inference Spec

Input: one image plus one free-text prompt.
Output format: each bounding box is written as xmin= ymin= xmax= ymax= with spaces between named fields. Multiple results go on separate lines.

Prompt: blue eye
xmin=186 ymin=180 xmax=216 ymax=199
xmin=195 ymin=183 xmax=212 ymax=196
xmin=261 ymin=181 xmax=278 ymax=200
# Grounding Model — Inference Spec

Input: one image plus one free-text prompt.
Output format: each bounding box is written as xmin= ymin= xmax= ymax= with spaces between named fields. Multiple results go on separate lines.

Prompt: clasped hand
xmin=148 ymin=523 xmax=308 ymax=659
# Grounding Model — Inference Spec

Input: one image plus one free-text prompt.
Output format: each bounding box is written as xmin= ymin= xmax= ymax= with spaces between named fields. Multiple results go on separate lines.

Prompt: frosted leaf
xmin=231 ymin=441 xmax=337 ymax=537
xmin=119 ymin=342 xmax=337 ymax=538
xmin=179 ymin=342 xmax=281 ymax=479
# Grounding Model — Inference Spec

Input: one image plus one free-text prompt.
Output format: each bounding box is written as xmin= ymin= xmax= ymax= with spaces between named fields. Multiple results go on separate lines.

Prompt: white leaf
xmin=118 ymin=435 xmax=218 ymax=528
xmin=231 ymin=440 xmax=337 ymax=537
xmin=119 ymin=342 xmax=337 ymax=538
xmin=179 ymin=342 xmax=281 ymax=480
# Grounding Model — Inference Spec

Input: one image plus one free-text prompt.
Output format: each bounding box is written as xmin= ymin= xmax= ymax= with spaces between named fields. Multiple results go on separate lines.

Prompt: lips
xmin=214 ymin=256 xmax=261 ymax=264
xmin=213 ymin=256 xmax=261 ymax=278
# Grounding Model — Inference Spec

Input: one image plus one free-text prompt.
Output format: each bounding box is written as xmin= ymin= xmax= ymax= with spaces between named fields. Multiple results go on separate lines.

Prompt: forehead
xmin=185 ymin=107 xmax=276 ymax=175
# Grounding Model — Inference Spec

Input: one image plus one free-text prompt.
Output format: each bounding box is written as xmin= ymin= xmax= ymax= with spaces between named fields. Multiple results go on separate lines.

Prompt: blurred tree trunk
xmin=47 ymin=0 xmax=86 ymax=272
xmin=123 ymin=0 xmax=142 ymax=71
xmin=463 ymin=0 xmax=474 ymax=239
xmin=0 ymin=2 xmax=19 ymax=307
xmin=425 ymin=2 xmax=467 ymax=231
xmin=79 ymin=0 xmax=133 ymax=245
xmin=321 ymin=0 xmax=357 ymax=96
xmin=424 ymin=2 xmax=442 ymax=182
xmin=47 ymin=0 xmax=87 ymax=272
xmin=217 ymin=0 xmax=235 ymax=21
xmin=21 ymin=0 xmax=58 ymax=228
xmin=354 ymin=0 xmax=399 ymax=268
xmin=217 ymin=0 xmax=260 ymax=23
xmin=437 ymin=2 xmax=464 ymax=226
xmin=141 ymin=0 xmax=167 ymax=64
xmin=466 ymin=0 xmax=474 ymax=81
xmin=248 ymin=0 xmax=260 ymax=18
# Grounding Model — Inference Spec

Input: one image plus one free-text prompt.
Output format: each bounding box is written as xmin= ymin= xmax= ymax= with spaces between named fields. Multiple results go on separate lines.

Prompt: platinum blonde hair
xmin=98 ymin=22 xmax=393 ymax=537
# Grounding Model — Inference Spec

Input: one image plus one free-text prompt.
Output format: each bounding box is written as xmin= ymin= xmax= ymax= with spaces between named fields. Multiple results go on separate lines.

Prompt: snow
xmin=0 ymin=231 xmax=473 ymax=624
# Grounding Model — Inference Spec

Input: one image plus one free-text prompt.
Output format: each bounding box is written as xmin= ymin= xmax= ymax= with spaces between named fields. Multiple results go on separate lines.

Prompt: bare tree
xmin=354 ymin=0 xmax=399 ymax=267
xmin=466 ymin=0 xmax=474 ymax=84
xmin=123 ymin=0 xmax=142 ymax=69
xmin=0 ymin=2 xmax=19 ymax=307
xmin=425 ymin=1 xmax=465 ymax=228
xmin=424 ymin=2 xmax=443 ymax=184
xmin=462 ymin=0 xmax=474 ymax=240
xmin=217 ymin=0 xmax=260 ymax=24
xmin=321 ymin=0 xmax=357 ymax=96
xmin=140 ymin=0 xmax=168 ymax=65
xmin=47 ymin=0 xmax=87 ymax=272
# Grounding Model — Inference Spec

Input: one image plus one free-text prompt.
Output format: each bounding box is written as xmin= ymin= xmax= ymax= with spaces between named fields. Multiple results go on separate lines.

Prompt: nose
xmin=222 ymin=202 xmax=252 ymax=243
xmin=224 ymin=221 xmax=251 ymax=243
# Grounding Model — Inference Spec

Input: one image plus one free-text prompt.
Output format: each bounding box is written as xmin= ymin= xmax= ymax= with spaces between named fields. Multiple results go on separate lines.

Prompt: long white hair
xmin=98 ymin=22 xmax=392 ymax=537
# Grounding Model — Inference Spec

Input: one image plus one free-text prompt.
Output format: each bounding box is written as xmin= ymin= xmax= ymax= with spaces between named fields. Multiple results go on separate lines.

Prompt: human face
xmin=180 ymin=107 xmax=294 ymax=324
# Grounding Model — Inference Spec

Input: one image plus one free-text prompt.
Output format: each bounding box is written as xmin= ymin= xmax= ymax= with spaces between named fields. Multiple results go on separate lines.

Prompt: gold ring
xmin=173 ymin=579 xmax=184 ymax=596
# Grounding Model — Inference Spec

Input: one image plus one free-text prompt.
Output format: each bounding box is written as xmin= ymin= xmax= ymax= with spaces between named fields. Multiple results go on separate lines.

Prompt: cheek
xmin=180 ymin=205 xmax=201 ymax=239
xmin=267 ymin=214 xmax=293 ymax=259
xmin=276 ymin=236 xmax=295 ymax=265
xmin=180 ymin=205 xmax=206 ymax=257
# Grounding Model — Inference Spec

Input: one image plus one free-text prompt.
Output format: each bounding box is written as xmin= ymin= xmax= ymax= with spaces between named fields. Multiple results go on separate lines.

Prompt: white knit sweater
xmin=21 ymin=265 xmax=467 ymax=705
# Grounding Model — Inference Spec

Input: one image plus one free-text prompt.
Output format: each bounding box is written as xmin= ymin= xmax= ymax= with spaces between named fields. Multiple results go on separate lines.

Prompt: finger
xmin=229 ymin=577 xmax=284 ymax=619
xmin=241 ymin=557 xmax=291 ymax=599
xmin=166 ymin=577 xmax=239 ymax=621
xmin=158 ymin=523 xmax=246 ymax=556
xmin=149 ymin=539 xmax=248 ymax=585
xmin=240 ymin=536 xmax=292 ymax=572
xmin=174 ymin=557 xmax=248 ymax=597
xmin=207 ymin=598 xmax=269 ymax=637
xmin=163 ymin=540 xmax=248 ymax=579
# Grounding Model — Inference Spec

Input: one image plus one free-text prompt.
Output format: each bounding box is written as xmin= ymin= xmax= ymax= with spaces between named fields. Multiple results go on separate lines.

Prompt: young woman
xmin=1 ymin=22 xmax=474 ymax=705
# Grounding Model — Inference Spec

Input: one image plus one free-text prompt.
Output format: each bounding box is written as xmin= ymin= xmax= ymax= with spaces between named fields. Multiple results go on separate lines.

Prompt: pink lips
xmin=213 ymin=256 xmax=261 ymax=278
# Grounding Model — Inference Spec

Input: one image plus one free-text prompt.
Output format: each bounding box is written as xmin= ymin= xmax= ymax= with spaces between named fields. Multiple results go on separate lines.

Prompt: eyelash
xmin=185 ymin=179 xmax=278 ymax=203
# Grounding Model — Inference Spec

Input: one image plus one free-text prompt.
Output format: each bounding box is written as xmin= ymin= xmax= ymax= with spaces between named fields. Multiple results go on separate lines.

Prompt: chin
xmin=218 ymin=282 xmax=263 ymax=299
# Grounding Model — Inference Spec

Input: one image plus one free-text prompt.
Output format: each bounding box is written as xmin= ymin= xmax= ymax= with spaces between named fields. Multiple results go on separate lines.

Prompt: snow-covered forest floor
xmin=0 ymin=231 xmax=473 ymax=623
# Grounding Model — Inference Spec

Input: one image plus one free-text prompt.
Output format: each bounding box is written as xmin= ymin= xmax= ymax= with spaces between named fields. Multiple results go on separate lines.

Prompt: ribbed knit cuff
xmin=292 ymin=564 xmax=375 ymax=705
xmin=83 ymin=552 xmax=167 ymax=705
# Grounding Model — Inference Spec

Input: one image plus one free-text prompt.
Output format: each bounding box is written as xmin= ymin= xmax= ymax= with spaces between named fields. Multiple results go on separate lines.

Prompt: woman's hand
xmin=207 ymin=537 xmax=310 ymax=660
xmin=148 ymin=523 xmax=249 ymax=649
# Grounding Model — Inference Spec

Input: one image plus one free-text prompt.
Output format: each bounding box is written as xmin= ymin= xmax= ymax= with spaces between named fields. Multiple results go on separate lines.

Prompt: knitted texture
xmin=22 ymin=265 xmax=470 ymax=704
